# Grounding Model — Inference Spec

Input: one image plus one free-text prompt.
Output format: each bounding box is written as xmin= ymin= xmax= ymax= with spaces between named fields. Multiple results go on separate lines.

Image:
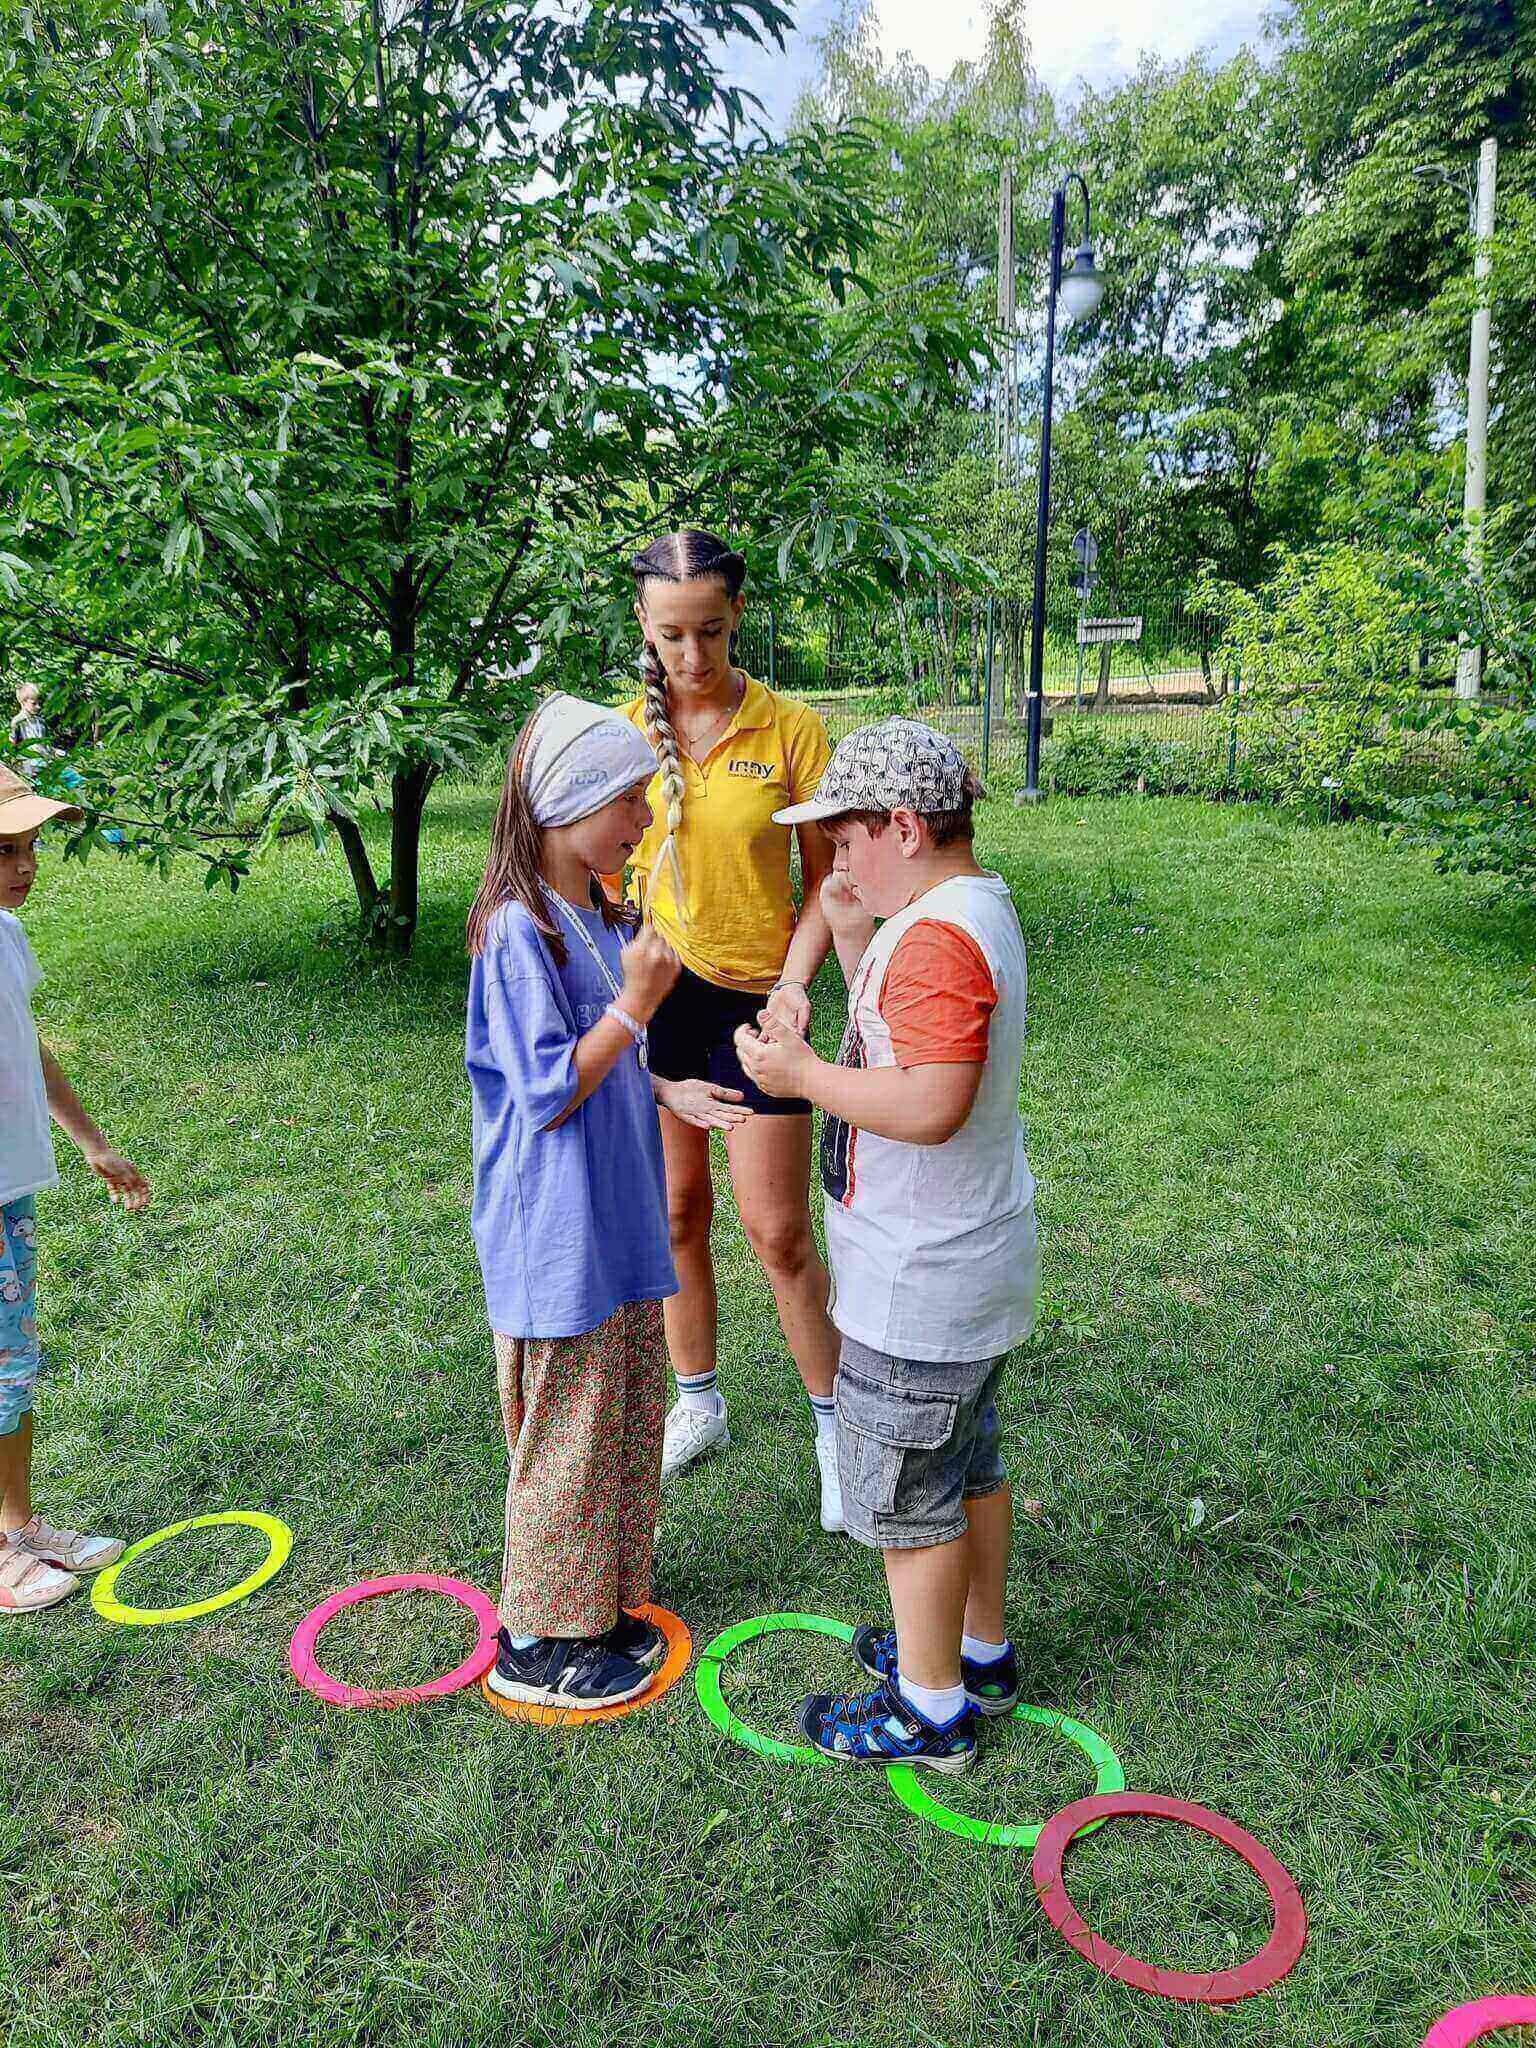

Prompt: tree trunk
xmin=331 ymin=809 xmax=381 ymax=926
xmin=893 ymin=596 xmax=918 ymax=700
xmin=384 ymin=763 xmax=431 ymax=956
xmin=934 ymin=590 xmax=956 ymax=709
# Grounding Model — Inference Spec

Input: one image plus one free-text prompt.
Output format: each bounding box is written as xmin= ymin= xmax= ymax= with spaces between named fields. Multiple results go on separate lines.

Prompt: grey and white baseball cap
xmin=773 ymin=717 xmax=972 ymax=826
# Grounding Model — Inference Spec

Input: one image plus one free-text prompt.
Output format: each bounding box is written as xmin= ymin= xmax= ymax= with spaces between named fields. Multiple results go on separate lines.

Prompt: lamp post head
xmin=1059 ymin=242 xmax=1105 ymax=323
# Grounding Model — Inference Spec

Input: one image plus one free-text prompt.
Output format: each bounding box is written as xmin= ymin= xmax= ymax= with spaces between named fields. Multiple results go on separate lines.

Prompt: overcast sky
xmin=727 ymin=0 xmax=1270 ymax=130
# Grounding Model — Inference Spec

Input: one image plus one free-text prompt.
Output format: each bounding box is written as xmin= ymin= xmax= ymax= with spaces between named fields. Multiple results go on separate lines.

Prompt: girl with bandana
xmin=466 ymin=696 xmax=745 ymax=1711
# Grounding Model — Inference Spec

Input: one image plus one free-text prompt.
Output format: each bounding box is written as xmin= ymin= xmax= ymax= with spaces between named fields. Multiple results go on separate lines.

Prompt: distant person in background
xmin=9 ymin=686 xmax=50 ymax=780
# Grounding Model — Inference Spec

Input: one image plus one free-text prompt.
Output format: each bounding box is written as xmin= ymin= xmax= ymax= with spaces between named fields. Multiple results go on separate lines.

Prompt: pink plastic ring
xmin=289 ymin=1572 xmax=500 ymax=1709
xmin=1423 ymin=1998 xmax=1536 ymax=2046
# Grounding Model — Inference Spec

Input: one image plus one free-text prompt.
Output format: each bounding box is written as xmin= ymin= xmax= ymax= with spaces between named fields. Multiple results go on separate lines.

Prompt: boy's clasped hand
xmin=734 ymin=1011 xmax=815 ymax=1101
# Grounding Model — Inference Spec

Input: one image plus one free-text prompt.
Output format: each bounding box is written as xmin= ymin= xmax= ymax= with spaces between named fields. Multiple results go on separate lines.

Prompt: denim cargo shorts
xmin=834 ymin=1334 xmax=1008 ymax=1550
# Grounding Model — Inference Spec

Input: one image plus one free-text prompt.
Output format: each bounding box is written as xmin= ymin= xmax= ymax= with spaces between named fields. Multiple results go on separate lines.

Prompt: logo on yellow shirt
xmin=727 ymin=759 xmax=775 ymax=780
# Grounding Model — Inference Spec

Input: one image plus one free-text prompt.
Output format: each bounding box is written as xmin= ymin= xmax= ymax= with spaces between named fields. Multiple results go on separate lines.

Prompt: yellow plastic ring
xmin=91 ymin=1511 xmax=293 ymax=1626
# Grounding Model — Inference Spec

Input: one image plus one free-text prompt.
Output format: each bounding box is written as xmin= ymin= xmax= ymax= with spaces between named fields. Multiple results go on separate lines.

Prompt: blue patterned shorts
xmin=0 ymin=1197 xmax=40 ymax=1437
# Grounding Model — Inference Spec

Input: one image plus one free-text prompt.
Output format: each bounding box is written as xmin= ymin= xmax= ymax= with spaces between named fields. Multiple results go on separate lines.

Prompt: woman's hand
xmin=656 ymin=1078 xmax=754 ymax=1131
xmin=820 ymin=871 xmax=867 ymax=934
xmin=619 ymin=927 xmax=681 ymax=1022
xmin=734 ymin=1019 xmax=815 ymax=1101
xmin=761 ymin=980 xmax=812 ymax=1037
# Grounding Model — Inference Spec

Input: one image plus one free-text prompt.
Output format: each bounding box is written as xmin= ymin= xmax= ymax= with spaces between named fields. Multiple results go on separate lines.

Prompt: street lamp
xmin=1019 ymin=172 xmax=1104 ymax=805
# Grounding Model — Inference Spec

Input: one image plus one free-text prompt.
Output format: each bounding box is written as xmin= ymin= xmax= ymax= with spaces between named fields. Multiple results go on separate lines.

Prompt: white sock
xmin=809 ymin=1395 xmax=837 ymax=1446
xmin=962 ymin=1632 xmax=1009 ymax=1665
xmin=675 ymin=1370 xmax=723 ymax=1418
xmin=897 ymin=1670 xmax=968 ymax=1726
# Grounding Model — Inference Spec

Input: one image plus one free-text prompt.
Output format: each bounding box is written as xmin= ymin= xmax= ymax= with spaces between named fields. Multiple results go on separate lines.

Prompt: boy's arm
xmin=734 ymin=1024 xmax=982 ymax=1146
xmin=737 ymin=914 xmax=996 ymax=1144
xmin=39 ymin=1041 xmax=151 ymax=1207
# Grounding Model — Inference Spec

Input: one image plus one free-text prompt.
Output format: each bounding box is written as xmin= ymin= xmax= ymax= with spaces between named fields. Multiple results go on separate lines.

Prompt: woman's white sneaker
xmin=815 ymin=1433 xmax=846 ymax=1533
xmin=660 ymin=1397 xmax=730 ymax=1480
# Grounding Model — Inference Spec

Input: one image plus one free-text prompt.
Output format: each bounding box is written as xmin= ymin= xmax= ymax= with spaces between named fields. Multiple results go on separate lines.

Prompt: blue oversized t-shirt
xmin=466 ymin=897 xmax=676 ymax=1338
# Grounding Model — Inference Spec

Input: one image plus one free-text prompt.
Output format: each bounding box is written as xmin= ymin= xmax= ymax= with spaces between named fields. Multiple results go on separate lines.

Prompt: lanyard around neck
xmin=540 ymin=884 xmax=622 ymax=1001
xmin=540 ymin=885 xmax=649 ymax=1069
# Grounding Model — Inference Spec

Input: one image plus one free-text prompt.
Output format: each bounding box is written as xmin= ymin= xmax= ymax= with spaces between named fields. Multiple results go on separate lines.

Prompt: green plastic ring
xmin=886 ymin=1705 xmax=1125 ymax=1847
xmin=91 ymin=1510 xmax=294 ymax=1626
xmin=694 ymin=1613 xmax=856 ymax=1763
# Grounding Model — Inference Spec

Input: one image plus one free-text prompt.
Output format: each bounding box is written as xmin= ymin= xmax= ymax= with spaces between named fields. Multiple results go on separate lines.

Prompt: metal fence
xmin=737 ymin=595 xmax=1234 ymax=709
xmin=737 ymin=598 xmax=1469 ymax=804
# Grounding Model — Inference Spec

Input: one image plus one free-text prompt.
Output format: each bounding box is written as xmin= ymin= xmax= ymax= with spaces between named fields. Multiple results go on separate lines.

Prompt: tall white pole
xmin=1457 ymin=136 xmax=1498 ymax=701
xmin=997 ymin=165 xmax=1016 ymax=479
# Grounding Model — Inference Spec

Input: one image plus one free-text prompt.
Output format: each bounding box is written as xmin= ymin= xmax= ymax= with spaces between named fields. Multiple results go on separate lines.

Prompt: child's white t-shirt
xmin=0 ymin=910 xmax=57 ymax=1206
xmin=821 ymin=872 xmax=1038 ymax=1363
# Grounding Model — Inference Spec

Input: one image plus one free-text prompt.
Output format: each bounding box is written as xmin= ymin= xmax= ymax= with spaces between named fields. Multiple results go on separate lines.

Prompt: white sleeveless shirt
xmin=821 ymin=872 xmax=1038 ymax=1363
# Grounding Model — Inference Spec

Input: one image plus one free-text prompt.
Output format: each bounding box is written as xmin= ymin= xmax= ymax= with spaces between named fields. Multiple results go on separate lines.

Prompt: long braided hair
xmin=630 ymin=529 xmax=748 ymax=920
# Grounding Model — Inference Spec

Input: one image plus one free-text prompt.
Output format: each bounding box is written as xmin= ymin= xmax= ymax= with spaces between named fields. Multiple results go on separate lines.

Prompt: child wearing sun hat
xmin=0 ymin=764 xmax=151 ymax=1614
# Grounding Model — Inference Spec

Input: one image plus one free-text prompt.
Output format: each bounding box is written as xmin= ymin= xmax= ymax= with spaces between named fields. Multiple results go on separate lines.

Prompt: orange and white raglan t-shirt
xmin=821 ymin=872 xmax=1039 ymax=1363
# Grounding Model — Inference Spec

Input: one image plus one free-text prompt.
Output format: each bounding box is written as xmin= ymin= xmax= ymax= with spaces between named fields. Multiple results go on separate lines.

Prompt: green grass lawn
xmin=5 ymin=790 xmax=1536 ymax=2048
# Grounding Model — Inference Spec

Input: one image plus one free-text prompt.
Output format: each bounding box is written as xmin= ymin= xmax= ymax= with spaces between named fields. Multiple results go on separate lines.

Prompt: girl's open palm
xmin=660 ymin=1079 xmax=754 ymax=1131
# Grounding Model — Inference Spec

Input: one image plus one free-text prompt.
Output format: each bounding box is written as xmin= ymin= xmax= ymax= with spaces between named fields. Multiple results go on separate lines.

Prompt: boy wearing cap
xmin=735 ymin=719 xmax=1038 ymax=1772
xmin=0 ymin=764 xmax=150 ymax=1614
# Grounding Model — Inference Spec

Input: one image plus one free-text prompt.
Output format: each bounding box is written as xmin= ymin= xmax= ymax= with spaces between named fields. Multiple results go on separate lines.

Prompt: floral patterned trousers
xmin=494 ymin=1298 xmax=667 ymax=1639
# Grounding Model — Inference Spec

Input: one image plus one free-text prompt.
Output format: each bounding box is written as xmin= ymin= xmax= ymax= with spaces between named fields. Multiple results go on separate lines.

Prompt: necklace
xmin=675 ymin=671 xmax=744 ymax=762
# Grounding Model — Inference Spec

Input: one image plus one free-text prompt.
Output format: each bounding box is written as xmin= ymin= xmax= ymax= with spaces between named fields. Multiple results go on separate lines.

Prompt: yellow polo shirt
xmin=613 ymin=675 xmax=832 ymax=994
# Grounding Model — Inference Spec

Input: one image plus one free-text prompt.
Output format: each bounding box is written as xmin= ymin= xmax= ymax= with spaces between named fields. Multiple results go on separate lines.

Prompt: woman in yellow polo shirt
xmin=617 ymin=528 xmax=845 ymax=1533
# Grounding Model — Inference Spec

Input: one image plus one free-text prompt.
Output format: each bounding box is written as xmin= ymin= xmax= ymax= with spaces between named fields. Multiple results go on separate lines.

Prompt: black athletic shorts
xmin=648 ymin=964 xmax=812 ymax=1117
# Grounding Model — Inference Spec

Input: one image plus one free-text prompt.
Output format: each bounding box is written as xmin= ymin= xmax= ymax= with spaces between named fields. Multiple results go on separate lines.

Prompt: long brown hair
xmin=466 ymin=703 xmax=635 ymax=961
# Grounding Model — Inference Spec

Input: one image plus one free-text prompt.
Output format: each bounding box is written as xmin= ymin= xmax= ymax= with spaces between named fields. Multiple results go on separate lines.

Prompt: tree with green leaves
xmin=1274 ymin=0 xmax=1534 ymax=539
xmin=0 ymin=0 xmax=981 ymax=950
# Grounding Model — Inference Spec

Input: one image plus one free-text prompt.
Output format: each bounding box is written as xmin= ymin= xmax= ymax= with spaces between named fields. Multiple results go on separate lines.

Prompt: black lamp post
xmin=1019 ymin=172 xmax=1105 ymax=804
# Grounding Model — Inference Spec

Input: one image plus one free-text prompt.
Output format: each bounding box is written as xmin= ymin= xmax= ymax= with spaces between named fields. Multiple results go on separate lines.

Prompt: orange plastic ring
xmin=480 ymin=1604 xmax=692 ymax=1726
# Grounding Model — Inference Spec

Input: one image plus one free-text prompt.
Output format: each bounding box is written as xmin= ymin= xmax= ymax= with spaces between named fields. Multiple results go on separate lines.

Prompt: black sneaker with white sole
xmin=487 ymin=1629 xmax=653 ymax=1711
xmin=597 ymin=1610 xmax=666 ymax=1671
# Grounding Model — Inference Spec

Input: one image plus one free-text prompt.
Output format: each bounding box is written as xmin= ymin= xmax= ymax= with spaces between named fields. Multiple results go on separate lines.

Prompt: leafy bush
xmin=1044 ymin=721 xmax=1162 ymax=796
xmin=1387 ymin=510 xmax=1536 ymax=894
xmin=1199 ymin=545 xmax=1428 ymax=814
xmin=1043 ymin=718 xmax=1241 ymax=800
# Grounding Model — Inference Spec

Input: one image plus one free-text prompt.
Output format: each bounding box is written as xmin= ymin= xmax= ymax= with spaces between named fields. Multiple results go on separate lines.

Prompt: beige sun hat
xmin=0 ymin=760 xmax=83 ymax=833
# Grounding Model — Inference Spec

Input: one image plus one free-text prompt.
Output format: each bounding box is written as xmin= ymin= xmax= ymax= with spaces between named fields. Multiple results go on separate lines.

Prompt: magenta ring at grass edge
xmin=289 ymin=1572 xmax=500 ymax=1709
xmin=1422 ymin=1997 xmax=1536 ymax=2047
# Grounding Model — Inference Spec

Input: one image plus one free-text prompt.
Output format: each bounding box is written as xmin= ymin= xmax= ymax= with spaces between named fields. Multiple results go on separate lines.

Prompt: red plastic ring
xmin=1423 ymin=1998 xmax=1536 ymax=2046
xmin=1032 ymin=1790 xmax=1308 ymax=2005
xmin=290 ymin=1572 xmax=500 ymax=1709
